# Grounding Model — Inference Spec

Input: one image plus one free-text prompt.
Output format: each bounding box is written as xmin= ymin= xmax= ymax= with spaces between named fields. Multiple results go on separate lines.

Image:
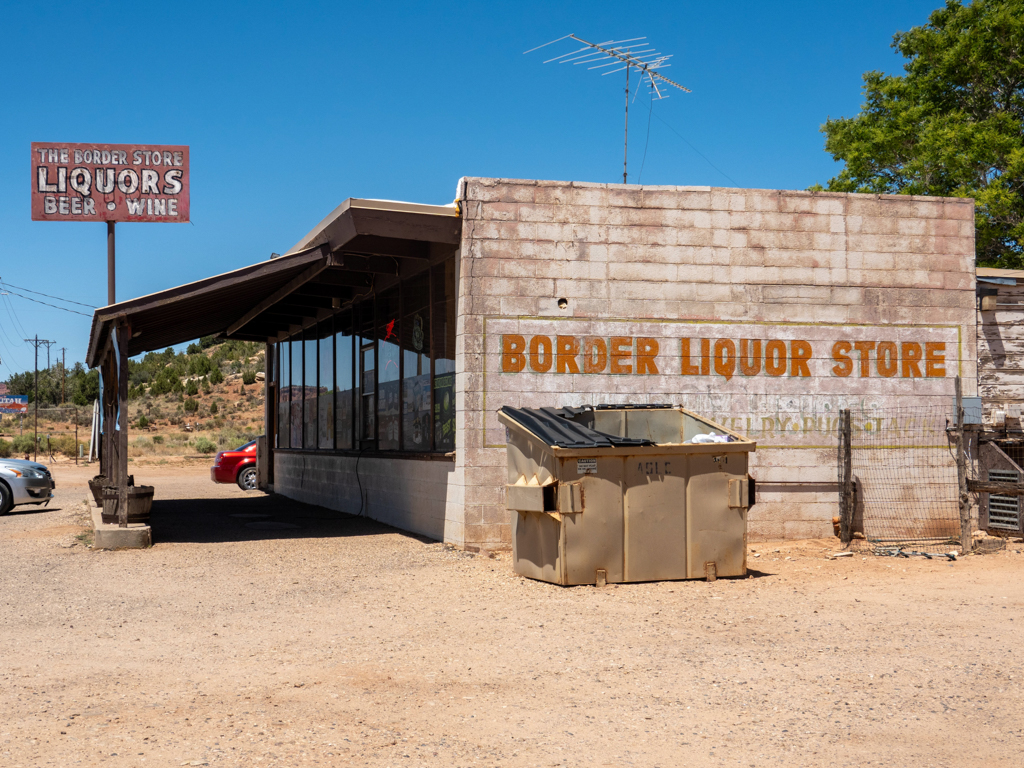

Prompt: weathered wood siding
xmin=978 ymin=281 xmax=1024 ymax=421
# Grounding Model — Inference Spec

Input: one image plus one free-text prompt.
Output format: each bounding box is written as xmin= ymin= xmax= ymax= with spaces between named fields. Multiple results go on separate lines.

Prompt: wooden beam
xmin=226 ymin=247 xmax=329 ymax=336
xmin=296 ymin=287 xmax=357 ymax=302
xmin=349 ymin=207 xmax=462 ymax=245
xmin=334 ymin=253 xmax=401 ymax=275
xmin=345 ymin=234 xmax=431 ymax=260
xmin=968 ymin=479 xmax=1024 ymax=496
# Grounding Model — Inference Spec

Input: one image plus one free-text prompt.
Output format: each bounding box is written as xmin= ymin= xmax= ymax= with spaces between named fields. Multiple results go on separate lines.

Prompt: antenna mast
xmin=526 ymin=34 xmax=690 ymax=184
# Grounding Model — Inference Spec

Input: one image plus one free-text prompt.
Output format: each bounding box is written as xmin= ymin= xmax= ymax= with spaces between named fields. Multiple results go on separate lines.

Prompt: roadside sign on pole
xmin=0 ymin=395 xmax=29 ymax=415
xmin=30 ymin=142 xmax=189 ymax=223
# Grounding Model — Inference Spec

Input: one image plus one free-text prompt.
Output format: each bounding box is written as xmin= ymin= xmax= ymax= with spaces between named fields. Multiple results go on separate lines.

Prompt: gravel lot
xmin=1 ymin=462 xmax=1022 ymax=767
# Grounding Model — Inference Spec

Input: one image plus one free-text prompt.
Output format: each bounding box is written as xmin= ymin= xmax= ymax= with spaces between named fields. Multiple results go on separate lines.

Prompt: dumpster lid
xmin=499 ymin=405 xmax=655 ymax=449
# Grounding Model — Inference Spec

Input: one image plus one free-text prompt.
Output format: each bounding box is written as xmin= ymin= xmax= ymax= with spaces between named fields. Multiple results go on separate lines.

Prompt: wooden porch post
xmin=116 ymin=321 xmax=131 ymax=527
xmin=264 ymin=341 xmax=275 ymax=486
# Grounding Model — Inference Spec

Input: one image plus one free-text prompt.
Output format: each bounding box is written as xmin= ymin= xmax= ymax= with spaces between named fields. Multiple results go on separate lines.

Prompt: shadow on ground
xmin=151 ymin=492 xmax=424 ymax=545
xmin=7 ymin=503 xmax=64 ymax=517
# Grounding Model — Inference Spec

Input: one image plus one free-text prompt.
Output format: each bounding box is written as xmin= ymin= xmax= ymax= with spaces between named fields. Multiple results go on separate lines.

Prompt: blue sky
xmin=0 ymin=0 xmax=943 ymax=374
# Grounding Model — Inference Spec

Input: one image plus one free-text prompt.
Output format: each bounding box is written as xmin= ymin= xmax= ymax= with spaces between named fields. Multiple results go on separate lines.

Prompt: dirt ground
xmin=1 ymin=465 xmax=1022 ymax=768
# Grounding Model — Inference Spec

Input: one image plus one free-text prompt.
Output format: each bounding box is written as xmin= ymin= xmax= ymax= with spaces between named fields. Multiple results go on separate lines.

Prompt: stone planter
xmin=101 ymin=485 xmax=154 ymax=525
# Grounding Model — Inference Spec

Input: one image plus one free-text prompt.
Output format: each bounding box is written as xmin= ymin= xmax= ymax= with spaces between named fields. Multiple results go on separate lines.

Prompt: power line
xmin=0 ymin=280 xmax=93 ymax=308
xmin=2 ymin=288 xmax=92 ymax=317
xmin=634 ymin=91 xmax=741 ymax=187
xmin=2 ymin=293 xmax=30 ymax=338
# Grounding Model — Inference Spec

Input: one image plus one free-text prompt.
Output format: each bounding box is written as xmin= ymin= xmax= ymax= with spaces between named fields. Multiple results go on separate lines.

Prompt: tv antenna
xmin=526 ymin=34 xmax=690 ymax=184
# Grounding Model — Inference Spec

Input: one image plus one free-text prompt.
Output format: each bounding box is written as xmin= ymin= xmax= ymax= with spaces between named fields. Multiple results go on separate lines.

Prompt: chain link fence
xmin=842 ymin=405 xmax=962 ymax=553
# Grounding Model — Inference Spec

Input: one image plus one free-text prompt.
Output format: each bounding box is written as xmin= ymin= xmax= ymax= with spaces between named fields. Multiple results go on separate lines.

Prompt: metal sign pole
xmin=623 ymin=64 xmax=629 ymax=184
xmin=32 ymin=336 xmax=38 ymax=461
xmin=107 ymin=221 xmax=116 ymax=305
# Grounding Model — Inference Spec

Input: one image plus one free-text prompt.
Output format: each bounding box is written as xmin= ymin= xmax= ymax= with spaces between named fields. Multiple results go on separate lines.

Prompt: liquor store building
xmin=87 ymin=179 xmax=979 ymax=550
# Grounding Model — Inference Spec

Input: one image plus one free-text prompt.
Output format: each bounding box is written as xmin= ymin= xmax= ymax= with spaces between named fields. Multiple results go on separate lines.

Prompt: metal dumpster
xmin=498 ymin=404 xmax=756 ymax=585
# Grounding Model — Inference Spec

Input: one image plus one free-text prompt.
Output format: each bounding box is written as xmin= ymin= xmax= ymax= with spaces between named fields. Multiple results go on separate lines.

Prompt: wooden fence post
xmin=839 ymin=408 xmax=853 ymax=545
xmin=955 ymin=376 xmax=971 ymax=553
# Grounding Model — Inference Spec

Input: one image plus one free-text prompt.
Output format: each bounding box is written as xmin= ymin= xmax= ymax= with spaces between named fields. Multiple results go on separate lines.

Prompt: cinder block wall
xmin=453 ymin=178 xmax=978 ymax=550
xmin=274 ymin=453 xmax=455 ymax=541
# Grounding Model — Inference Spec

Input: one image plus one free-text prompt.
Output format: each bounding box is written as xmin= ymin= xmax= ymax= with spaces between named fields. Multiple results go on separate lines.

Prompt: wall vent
xmin=988 ymin=469 xmax=1021 ymax=531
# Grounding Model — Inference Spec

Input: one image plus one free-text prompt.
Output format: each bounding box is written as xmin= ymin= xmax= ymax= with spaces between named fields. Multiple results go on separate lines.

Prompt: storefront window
xmin=277 ymin=341 xmax=290 ymax=449
xmin=432 ymin=260 xmax=456 ymax=451
xmin=335 ymin=310 xmax=354 ymax=450
xmin=357 ymin=302 xmax=375 ymax=445
xmin=377 ymin=286 xmax=401 ymax=451
xmin=290 ymin=337 xmax=302 ymax=449
xmin=318 ymin=320 xmax=334 ymax=450
xmin=273 ymin=256 xmax=457 ymax=455
xmin=303 ymin=329 xmax=318 ymax=450
xmin=402 ymin=270 xmax=431 ymax=451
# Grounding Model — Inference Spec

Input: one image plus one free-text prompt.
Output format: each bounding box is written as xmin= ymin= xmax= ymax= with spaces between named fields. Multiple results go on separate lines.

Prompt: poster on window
xmin=433 ymin=373 xmax=455 ymax=450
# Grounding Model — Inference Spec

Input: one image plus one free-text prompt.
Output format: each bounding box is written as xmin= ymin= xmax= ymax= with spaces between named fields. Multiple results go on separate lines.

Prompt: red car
xmin=211 ymin=440 xmax=258 ymax=490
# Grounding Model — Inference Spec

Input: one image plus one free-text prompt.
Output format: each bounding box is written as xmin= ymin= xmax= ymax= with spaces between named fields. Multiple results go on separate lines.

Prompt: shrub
xmin=209 ymin=402 xmax=218 ymax=415
xmin=12 ymin=434 xmax=35 ymax=454
xmin=194 ymin=436 xmax=217 ymax=454
xmin=241 ymin=369 xmax=257 ymax=386
xmin=0 ymin=439 xmax=11 ymax=458
xmin=185 ymin=379 xmax=199 ymax=397
xmin=138 ymin=414 xmax=150 ymax=429
xmin=152 ymin=435 xmax=164 ymax=445
xmin=210 ymin=368 xmax=225 ymax=385
xmin=183 ymin=398 xmax=199 ymax=413
xmin=52 ymin=435 xmax=81 ymax=457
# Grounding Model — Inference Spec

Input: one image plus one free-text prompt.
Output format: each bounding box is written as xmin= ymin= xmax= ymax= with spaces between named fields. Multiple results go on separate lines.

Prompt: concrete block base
xmin=91 ymin=505 xmax=151 ymax=549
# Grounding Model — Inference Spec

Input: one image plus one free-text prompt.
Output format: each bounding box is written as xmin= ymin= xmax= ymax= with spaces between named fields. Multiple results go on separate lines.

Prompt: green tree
xmin=816 ymin=0 xmax=1024 ymax=267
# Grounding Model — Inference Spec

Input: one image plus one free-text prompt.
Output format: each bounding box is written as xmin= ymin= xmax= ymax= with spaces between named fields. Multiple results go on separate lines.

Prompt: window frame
xmin=272 ymin=258 xmax=455 ymax=458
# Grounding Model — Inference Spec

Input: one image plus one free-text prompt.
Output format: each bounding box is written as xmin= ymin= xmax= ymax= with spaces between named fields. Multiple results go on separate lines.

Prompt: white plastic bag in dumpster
xmin=690 ymin=432 xmax=731 ymax=444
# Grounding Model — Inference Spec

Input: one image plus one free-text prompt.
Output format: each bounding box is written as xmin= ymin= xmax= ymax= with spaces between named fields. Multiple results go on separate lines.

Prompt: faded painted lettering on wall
xmin=484 ymin=318 xmax=960 ymax=447
xmin=501 ymin=334 xmax=948 ymax=379
xmin=30 ymin=142 xmax=189 ymax=222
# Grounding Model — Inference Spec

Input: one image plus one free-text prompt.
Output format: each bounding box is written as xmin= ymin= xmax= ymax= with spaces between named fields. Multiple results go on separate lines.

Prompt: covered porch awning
xmin=86 ymin=197 xmax=462 ymax=526
xmin=86 ymin=198 xmax=461 ymax=367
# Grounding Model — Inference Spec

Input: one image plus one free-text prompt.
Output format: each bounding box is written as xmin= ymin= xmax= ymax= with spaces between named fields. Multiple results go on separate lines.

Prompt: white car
xmin=0 ymin=458 xmax=55 ymax=515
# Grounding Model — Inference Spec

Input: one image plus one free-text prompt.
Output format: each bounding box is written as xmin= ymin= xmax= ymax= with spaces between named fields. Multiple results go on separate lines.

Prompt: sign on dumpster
xmin=0 ymin=395 xmax=28 ymax=414
xmin=31 ymin=142 xmax=189 ymax=222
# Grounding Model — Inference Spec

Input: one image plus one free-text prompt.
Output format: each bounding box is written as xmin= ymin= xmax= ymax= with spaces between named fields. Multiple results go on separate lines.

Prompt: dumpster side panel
xmin=562 ymin=457 xmax=625 ymax=585
xmin=623 ymin=454 xmax=689 ymax=582
xmin=505 ymin=430 xmax=557 ymax=486
xmin=686 ymin=453 xmax=748 ymax=578
xmin=512 ymin=510 xmax=564 ymax=584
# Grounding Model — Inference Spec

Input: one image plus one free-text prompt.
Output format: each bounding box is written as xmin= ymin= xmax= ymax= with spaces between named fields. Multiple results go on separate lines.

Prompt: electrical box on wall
xmin=962 ymin=397 xmax=983 ymax=424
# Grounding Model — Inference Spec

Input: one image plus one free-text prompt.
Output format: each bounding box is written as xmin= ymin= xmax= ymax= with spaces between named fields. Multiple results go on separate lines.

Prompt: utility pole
xmin=24 ymin=336 xmax=55 ymax=462
xmin=59 ymin=347 xmax=67 ymax=405
xmin=42 ymin=340 xmax=56 ymax=370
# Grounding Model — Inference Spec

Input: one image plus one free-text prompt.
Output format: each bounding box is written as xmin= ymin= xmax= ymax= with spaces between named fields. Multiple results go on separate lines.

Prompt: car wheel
xmin=0 ymin=481 xmax=12 ymax=515
xmin=237 ymin=466 xmax=258 ymax=491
